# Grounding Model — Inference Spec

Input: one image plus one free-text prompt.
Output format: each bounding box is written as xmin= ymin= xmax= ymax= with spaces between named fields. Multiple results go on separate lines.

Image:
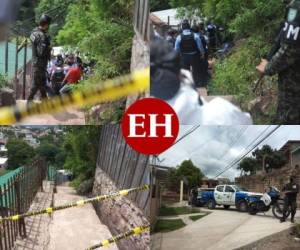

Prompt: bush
xmin=0 ymin=74 xmax=8 ymax=89
xmin=75 ymin=178 xmax=94 ymax=195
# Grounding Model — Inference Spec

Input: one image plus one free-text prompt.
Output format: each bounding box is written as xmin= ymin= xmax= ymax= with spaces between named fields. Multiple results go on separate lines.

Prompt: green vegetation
xmin=6 ymin=127 xmax=101 ymax=191
xmin=189 ymin=214 xmax=208 ymax=221
xmin=238 ymin=145 xmax=287 ymax=175
xmin=154 ymin=219 xmax=186 ymax=233
xmin=168 ymin=0 xmax=286 ymax=123
xmin=0 ymin=74 xmax=8 ymax=89
xmin=15 ymin=1 xmax=135 ymax=123
xmin=6 ymin=139 xmax=36 ymax=170
xmin=159 ymin=205 xmax=200 ymax=216
xmin=168 ymin=160 xmax=204 ymax=192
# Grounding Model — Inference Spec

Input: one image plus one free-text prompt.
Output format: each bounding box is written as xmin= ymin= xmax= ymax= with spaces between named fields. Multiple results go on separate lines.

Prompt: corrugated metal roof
xmin=151 ymin=8 xmax=181 ymax=26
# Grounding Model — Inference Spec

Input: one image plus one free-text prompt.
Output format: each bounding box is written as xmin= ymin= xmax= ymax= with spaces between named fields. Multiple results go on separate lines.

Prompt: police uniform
xmin=175 ymin=29 xmax=205 ymax=87
xmin=265 ymin=0 xmax=300 ymax=124
xmin=28 ymin=27 xmax=51 ymax=101
xmin=282 ymin=181 xmax=299 ymax=222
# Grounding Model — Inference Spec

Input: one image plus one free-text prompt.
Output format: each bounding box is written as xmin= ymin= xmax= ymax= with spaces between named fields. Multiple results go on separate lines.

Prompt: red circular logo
xmin=122 ymin=98 xmax=179 ymax=155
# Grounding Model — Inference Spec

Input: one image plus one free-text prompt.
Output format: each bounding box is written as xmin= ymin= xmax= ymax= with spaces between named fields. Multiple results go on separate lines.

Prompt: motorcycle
xmin=246 ymin=186 xmax=290 ymax=219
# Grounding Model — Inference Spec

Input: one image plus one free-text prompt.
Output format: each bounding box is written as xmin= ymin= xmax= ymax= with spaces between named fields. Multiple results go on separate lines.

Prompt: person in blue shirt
xmin=175 ymin=20 xmax=205 ymax=87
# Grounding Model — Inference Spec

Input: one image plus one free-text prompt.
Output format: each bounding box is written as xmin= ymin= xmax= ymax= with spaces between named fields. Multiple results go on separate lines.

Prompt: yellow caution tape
xmin=0 ymin=185 xmax=149 ymax=223
xmin=0 ymin=68 xmax=149 ymax=125
xmin=86 ymin=225 xmax=150 ymax=249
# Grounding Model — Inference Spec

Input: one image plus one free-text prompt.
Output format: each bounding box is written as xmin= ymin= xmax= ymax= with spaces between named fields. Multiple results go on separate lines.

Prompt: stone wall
xmin=92 ymin=125 xmax=150 ymax=250
xmin=236 ymin=167 xmax=300 ymax=206
xmin=93 ymin=168 xmax=150 ymax=250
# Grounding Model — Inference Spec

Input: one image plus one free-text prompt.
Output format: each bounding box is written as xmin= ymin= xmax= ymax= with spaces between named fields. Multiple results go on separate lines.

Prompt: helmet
xmin=39 ymin=14 xmax=52 ymax=26
xmin=181 ymin=19 xmax=190 ymax=30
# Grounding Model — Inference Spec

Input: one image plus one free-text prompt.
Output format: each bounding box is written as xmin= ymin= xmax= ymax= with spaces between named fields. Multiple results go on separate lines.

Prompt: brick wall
xmin=236 ymin=167 xmax=300 ymax=206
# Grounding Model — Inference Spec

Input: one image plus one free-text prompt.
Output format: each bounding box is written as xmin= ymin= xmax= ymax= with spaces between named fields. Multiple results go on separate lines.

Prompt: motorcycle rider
xmin=280 ymin=176 xmax=299 ymax=223
xmin=28 ymin=14 xmax=52 ymax=102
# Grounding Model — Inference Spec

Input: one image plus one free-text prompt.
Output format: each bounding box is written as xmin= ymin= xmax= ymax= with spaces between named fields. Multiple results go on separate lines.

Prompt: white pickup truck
xmin=199 ymin=184 xmax=263 ymax=212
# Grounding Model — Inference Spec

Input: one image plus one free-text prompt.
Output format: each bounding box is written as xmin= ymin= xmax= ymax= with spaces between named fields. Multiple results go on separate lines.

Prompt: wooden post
xmin=179 ymin=180 xmax=184 ymax=203
xmin=22 ymin=39 xmax=27 ymax=100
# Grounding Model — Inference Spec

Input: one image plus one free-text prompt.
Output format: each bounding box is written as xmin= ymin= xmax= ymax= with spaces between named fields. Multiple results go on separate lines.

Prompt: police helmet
xmin=181 ymin=19 xmax=190 ymax=30
xmin=39 ymin=14 xmax=52 ymax=26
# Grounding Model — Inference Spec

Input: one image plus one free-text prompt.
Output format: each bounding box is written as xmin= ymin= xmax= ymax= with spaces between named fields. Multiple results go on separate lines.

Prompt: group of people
xmin=28 ymin=14 xmax=84 ymax=103
xmin=155 ymin=19 xmax=219 ymax=89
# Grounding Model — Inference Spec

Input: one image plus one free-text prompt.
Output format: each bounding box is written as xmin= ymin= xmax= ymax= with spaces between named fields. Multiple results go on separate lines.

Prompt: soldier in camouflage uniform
xmin=27 ymin=14 xmax=52 ymax=102
xmin=256 ymin=0 xmax=300 ymax=124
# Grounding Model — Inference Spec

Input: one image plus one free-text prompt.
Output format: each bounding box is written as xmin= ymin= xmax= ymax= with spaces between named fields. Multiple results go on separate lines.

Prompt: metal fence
xmin=0 ymin=159 xmax=47 ymax=250
xmin=134 ymin=0 xmax=149 ymax=41
xmin=0 ymin=36 xmax=32 ymax=100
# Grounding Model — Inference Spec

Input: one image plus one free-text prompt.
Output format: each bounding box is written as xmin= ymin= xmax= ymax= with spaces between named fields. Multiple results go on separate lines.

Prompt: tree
xmin=150 ymin=0 xmax=171 ymax=11
xmin=237 ymin=157 xmax=259 ymax=175
xmin=56 ymin=0 xmax=134 ymax=79
xmin=6 ymin=139 xmax=36 ymax=170
xmin=36 ymin=143 xmax=60 ymax=164
xmin=169 ymin=160 xmax=204 ymax=192
xmin=238 ymin=144 xmax=287 ymax=174
xmin=62 ymin=126 xmax=101 ymax=186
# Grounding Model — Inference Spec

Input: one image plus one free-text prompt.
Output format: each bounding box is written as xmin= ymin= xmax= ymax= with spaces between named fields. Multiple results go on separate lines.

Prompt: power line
xmin=217 ymin=126 xmax=249 ymax=161
xmin=213 ymin=125 xmax=281 ymax=178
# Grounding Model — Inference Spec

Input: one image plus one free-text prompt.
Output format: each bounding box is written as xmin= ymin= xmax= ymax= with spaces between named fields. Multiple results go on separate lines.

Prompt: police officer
xmin=256 ymin=0 xmax=300 ymax=124
xmin=27 ymin=14 xmax=52 ymax=102
xmin=280 ymin=176 xmax=299 ymax=223
xmin=151 ymin=39 xmax=252 ymax=125
xmin=175 ymin=19 xmax=205 ymax=88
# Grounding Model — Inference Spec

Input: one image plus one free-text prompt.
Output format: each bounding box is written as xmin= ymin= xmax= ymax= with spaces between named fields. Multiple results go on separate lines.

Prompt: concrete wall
xmin=92 ymin=125 xmax=150 ymax=250
xmin=236 ymin=167 xmax=300 ymax=206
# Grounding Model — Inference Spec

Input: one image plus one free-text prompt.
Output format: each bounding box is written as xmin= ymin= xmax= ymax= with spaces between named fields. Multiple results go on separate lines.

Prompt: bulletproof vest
xmin=180 ymin=32 xmax=199 ymax=54
xmin=52 ymin=68 xmax=65 ymax=84
xmin=282 ymin=1 xmax=300 ymax=44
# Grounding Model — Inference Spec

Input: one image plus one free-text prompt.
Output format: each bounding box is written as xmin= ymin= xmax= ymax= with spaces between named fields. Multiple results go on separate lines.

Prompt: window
xmin=216 ymin=186 xmax=224 ymax=192
xmin=225 ymin=186 xmax=235 ymax=193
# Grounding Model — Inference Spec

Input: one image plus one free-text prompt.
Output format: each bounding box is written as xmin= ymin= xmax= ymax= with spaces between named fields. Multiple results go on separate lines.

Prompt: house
xmin=150 ymin=164 xmax=171 ymax=224
xmin=279 ymin=140 xmax=300 ymax=168
xmin=0 ymin=157 xmax=8 ymax=169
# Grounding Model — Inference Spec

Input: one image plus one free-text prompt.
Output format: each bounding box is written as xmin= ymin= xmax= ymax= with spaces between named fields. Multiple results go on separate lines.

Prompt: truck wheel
xmin=207 ymin=199 xmax=216 ymax=210
xmin=237 ymin=200 xmax=248 ymax=212
xmin=224 ymin=205 xmax=230 ymax=210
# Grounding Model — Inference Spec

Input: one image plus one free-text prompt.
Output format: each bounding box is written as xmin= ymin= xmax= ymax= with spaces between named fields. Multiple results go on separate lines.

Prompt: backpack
xmin=180 ymin=32 xmax=199 ymax=54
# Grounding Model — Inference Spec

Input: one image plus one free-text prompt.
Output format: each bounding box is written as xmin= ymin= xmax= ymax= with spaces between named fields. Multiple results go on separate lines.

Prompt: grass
xmin=159 ymin=206 xmax=201 ymax=216
xmin=154 ymin=219 xmax=186 ymax=233
xmin=189 ymin=214 xmax=208 ymax=221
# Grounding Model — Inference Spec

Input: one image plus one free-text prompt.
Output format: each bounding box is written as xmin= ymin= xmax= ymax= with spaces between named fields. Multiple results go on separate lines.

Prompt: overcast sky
xmin=156 ymin=126 xmax=300 ymax=180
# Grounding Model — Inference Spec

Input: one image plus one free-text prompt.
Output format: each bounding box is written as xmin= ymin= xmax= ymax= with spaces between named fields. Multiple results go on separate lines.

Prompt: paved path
xmin=16 ymin=100 xmax=86 ymax=125
xmin=156 ymin=207 xmax=300 ymax=250
xmin=47 ymin=185 xmax=118 ymax=250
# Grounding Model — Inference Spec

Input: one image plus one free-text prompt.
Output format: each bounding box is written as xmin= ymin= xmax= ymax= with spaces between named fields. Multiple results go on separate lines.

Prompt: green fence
xmin=0 ymin=41 xmax=32 ymax=79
